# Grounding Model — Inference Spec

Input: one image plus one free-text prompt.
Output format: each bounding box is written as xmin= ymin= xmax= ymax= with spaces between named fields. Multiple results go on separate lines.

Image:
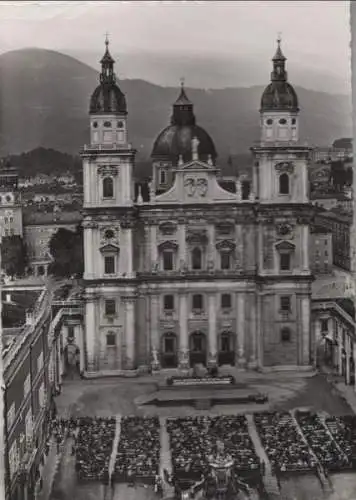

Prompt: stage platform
xmin=136 ymin=385 xmax=268 ymax=409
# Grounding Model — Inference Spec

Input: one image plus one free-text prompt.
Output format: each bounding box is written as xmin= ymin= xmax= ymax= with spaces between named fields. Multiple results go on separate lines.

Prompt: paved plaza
xmin=48 ymin=371 xmax=356 ymax=500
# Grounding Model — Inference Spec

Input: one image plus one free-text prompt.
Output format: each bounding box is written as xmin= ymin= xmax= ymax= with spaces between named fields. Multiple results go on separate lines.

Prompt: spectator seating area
xmin=325 ymin=415 xmax=356 ymax=468
xmin=113 ymin=416 xmax=160 ymax=484
xmin=295 ymin=411 xmax=348 ymax=470
xmin=254 ymin=412 xmax=316 ymax=474
xmin=166 ymin=416 xmax=260 ymax=483
xmin=75 ymin=417 xmax=116 ymax=482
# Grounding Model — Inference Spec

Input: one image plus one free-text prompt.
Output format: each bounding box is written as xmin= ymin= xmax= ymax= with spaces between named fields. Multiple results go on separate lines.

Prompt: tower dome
xmin=89 ymin=38 xmax=127 ymax=115
xmin=260 ymin=38 xmax=299 ymax=112
xmin=151 ymin=82 xmax=217 ymax=165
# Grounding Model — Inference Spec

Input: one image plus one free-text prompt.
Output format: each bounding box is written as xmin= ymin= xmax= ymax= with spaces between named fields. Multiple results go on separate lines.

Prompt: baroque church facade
xmin=81 ymin=38 xmax=314 ymax=375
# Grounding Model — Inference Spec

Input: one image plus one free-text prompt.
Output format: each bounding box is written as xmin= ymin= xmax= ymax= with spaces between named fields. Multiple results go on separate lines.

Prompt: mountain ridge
xmin=0 ymin=48 xmax=351 ymax=161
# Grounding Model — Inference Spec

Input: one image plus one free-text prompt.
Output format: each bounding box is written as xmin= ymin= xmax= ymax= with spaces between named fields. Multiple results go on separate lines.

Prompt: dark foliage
xmin=1 ymin=235 xmax=27 ymax=277
xmin=48 ymin=225 xmax=83 ymax=278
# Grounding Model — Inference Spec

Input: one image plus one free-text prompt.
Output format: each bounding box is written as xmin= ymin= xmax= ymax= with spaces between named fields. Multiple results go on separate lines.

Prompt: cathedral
xmin=81 ymin=38 xmax=314 ymax=375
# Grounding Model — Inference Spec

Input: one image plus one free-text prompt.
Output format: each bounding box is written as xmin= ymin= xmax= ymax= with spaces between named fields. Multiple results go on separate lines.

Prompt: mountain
xmin=0 ymin=48 xmax=352 ymax=164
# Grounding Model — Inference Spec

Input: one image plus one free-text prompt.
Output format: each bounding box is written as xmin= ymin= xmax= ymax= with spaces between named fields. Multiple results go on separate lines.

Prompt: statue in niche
xmin=151 ymin=260 xmax=159 ymax=273
xmin=179 ymin=259 xmax=188 ymax=273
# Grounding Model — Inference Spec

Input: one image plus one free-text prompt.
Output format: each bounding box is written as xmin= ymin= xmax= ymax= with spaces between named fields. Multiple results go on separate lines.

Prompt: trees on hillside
xmin=1 ymin=236 xmax=27 ymax=278
xmin=48 ymin=225 xmax=83 ymax=278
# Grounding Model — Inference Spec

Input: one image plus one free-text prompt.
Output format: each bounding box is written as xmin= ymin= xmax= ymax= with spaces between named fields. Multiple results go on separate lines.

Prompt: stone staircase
xmin=290 ymin=410 xmax=332 ymax=493
xmin=159 ymin=417 xmax=175 ymax=499
xmin=246 ymin=414 xmax=281 ymax=499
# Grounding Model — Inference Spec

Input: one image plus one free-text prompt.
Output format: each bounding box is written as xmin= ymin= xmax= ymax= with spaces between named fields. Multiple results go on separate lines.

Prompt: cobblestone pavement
xmin=50 ymin=371 xmax=356 ymax=500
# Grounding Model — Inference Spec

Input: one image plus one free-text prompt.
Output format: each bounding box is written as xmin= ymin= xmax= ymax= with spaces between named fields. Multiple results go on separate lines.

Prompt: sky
xmin=0 ymin=1 xmax=351 ymax=92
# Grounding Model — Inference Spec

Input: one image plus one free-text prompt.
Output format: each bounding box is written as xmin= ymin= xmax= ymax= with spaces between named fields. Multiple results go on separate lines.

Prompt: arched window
xmin=279 ymin=173 xmax=290 ymax=195
xmin=103 ymin=177 xmax=114 ymax=198
xmin=192 ymin=247 xmax=202 ymax=270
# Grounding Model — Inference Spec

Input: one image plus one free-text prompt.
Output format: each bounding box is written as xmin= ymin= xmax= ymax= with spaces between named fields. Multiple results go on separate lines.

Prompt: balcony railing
xmin=137 ymin=268 xmax=256 ymax=279
xmin=81 ymin=143 xmax=134 ymax=152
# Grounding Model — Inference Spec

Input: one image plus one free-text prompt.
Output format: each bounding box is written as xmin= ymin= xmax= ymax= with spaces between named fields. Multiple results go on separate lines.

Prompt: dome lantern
xmin=259 ymin=36 xmax=299 ymax=144
xmin=89 ymin=36 xmax=127 ymax=115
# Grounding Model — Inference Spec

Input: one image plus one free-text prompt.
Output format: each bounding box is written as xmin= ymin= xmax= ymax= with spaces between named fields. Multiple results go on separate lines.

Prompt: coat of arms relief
xmin=184 ymin=176 xmax=208 ymax=197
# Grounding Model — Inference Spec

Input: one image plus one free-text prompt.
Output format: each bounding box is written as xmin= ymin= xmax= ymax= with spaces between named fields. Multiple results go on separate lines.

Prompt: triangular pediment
xmin=179 ymin=159 xmax=214 ymax=171
xmin=275 ymin=240 xmax=295 ymax=252
xmin=99 ymin=243 xmax=120 ymax=253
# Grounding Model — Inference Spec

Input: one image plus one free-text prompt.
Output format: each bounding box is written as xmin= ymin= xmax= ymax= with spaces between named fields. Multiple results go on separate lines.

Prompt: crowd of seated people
xmin=167 ymin=416 xmax=261 ymax=484
xmin=75 ymin=417 xmax=116 ymax=482
xmin=325 ymin=415 xmax=356 ymax=468
xmin=254 ymin=412 xmax=316 ymax=474
xmin=113 ymin=417 xmax=160 ymax=484
xmin=296 ymin=411 xmax=348 ymax=470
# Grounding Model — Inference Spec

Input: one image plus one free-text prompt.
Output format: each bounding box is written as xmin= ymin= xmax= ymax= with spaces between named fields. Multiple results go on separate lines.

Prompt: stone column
xmin=77 ymin=323 xmax=85 ymax=373
xmin=207 ymin=224 xmax=216 ymax=271
xmin=346 ymin=334 xmax=351 ymax=385
xmin=124 ymin=228 xmax=134 ymax=278
xmin=236 ymin=293 xmax=246 ymax=368
xmin=150 ymin=294 xmax=160 ymax=370
xmin=124 ymin=297 xmax=135 ymax=370
xmin=301 ymin=226 xmax=309 ymax=271
xmin=84 ymin=226 xmax=94 ymax=279
xmin=248 ymin=294 xmax=257 ymax=368
xmin=235 ymin=224 xmax=243 ymax=270
xmin=338 ymin=325 xmax=343 ymax=376
xmin=178 ymin=223 xmax=186 ymax=269
xmin=301 ymin=297 xmax=311 ymax=365
xmin=208 ymin=293 xmax=217 ymax=367
xmin=150 ymin=224 xmax=158 ymax=270
xmin=178 ymin=293 xmax=189 ymax=370
xmin=84 ymin=295 xmax=96 ymax=372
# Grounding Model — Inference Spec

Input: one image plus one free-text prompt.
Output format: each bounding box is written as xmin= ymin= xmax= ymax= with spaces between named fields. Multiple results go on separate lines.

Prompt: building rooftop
xmin=23 ymin=209 xmax=81 ymax=225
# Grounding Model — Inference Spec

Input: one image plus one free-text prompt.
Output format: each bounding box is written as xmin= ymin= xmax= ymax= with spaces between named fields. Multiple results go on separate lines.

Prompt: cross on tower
xmin=180 ymin=77 xmax=185 ymax=88
xmin=277 ymin=31 xmax=282 ymax=44
xmin=105 ymin=32 xmax=109 ymax=46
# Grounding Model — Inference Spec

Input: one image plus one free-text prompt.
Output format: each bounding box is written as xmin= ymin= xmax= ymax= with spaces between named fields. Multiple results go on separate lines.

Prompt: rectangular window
xmin=280 ymin=296 xmax=291 ymax=312
xmin=7 ymin=403 xmax=15 ymax=431
xmin=104 ymin=256 xmax=115 ymax=275
xmin=159 ymin=169 xmax=167 ymax=185
xmin=106 ymin=333 xmax=116 ymax=346
xmin=105 ymin=299 xmax=116 ymax=316
xmin=162 ymin=251 xmax=173 ymax=271
xmin=321 ymin=319 xmax=328 ymax=332
xmin=24 ymin=374 xmax=31 ymax=397
xmin=103 ymin=131 xmax=112 ymax=143
xmin=221 ymin=294 xmax=232 ymax=309
xmin=192 ymin=294 xmax=203 ymax=311
xmin=117 ymin=131 xmax=125 ymax=143
xmin=164 ymin=295 xmax=174 ymax=311
xmin=280 ymin=253 xmax=291 ymax=271
xmin=220 ymin=253 xmax=231 ymax=270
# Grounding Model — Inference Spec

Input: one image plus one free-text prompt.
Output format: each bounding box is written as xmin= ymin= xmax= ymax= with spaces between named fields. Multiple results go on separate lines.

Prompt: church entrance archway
xmin=161 ymin=332 xmax=178 ymax=368
xmin=218 ymin=332 xmax=235 ymax=366
xmin=189 ymin=331 xmax=207 ymax=367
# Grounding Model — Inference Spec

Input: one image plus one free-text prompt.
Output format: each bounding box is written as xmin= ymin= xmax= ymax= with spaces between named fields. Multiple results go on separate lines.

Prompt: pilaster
xmin=150 ymin=293 xmax=160 ymax=370
xmin=84 ymin=295 xmax=97 ymax=372
xmin=301 ymin=296 xmax=311 ymax=365
xmin=236 ymin=293 xmax=246 ymax=368
xmin=207 ymin=293 xmax=217 ymax=367
xmin=178 ymin=223 xmax=186 ymax=267
xmin=150 ymin=223 xmax=158 ymax=270
xmin=178 ymin=292 xmax=189 ymax=370
xmin=207 ymin=224 xmax=216 ymax=270
xmin=248 ymin=294 xmax=257 ymax=368
xmin=123 ymin=296 xmax=136 ymax=369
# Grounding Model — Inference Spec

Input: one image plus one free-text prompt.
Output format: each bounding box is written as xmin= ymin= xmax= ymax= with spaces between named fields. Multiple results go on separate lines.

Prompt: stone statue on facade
xmin=151 ymin=349 xmax=160 ymax=372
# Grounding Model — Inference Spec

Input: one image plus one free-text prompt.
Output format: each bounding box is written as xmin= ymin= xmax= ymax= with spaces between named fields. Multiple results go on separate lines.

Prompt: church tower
xmin=251 ymin=38 xmax=314 ymax=369
xmin=81 ymin=38 xmax=137 ymax=375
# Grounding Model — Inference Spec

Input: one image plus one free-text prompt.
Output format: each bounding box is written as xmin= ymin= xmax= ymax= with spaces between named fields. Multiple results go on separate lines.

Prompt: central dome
xmin=151 ymin=84 xmax=217 ymax=164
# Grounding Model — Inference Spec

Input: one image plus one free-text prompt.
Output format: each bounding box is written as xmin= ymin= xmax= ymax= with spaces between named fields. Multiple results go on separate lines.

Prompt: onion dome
xmin=151 ymin=80 xmax=217 ymax=164
xmin=90 ymin=37 xmax=127 ymax=115
xmin=260 ymin=37 xmax=299 ymax=112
